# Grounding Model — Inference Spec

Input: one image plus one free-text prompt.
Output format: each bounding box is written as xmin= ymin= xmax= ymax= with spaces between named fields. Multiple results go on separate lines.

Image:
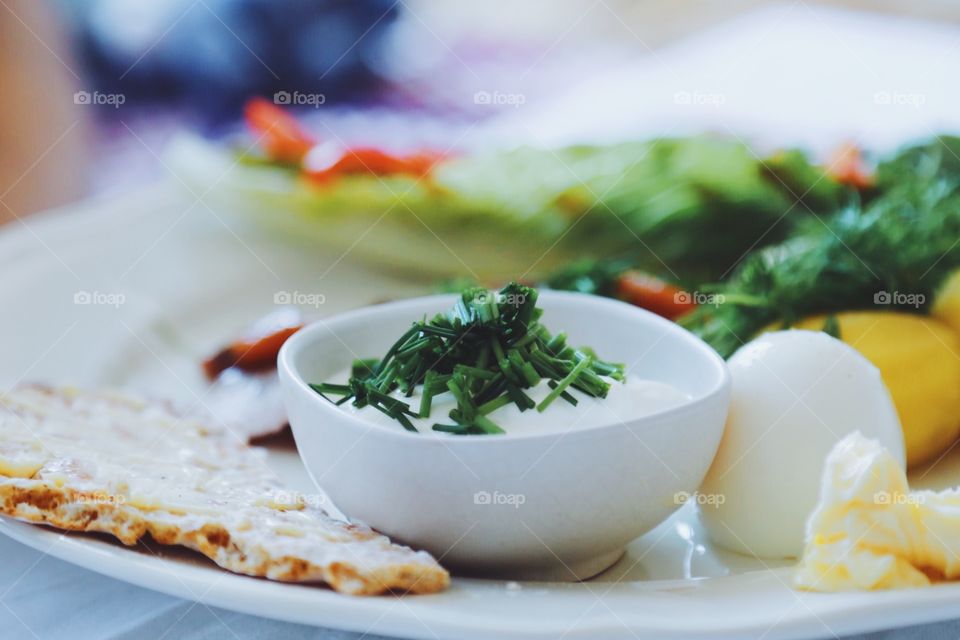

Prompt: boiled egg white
xmin=698 ymin=330 xmax=905 ymax=559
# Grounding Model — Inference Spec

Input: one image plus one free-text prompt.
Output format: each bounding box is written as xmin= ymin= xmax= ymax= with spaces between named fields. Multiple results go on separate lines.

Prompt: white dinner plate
xmin=3 ymin=182 xmax=960 ymax=639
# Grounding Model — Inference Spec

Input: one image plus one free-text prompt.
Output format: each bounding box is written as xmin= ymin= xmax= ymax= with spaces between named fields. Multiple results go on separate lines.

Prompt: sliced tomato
xmin=244 ymin=97 xmax=316 ymax=164
xmin=615 ymin=271 xmax=697 ymax=320
xmin=203 ymin=308 xmax=304 ymax=379
xmin=826 ymin=142 xmax=873 ymax=190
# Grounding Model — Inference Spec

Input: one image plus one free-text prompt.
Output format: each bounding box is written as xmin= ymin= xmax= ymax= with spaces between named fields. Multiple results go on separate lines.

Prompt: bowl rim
xmin=278 ymin=290 xmax=730 ymax=446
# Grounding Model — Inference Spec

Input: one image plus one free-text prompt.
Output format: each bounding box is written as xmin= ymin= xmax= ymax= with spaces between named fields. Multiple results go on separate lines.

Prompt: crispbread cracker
xmin=0 ymin=385 xmax=448 ymax=595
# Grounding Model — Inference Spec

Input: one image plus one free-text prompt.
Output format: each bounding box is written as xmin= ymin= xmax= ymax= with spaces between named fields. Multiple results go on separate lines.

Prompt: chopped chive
xmin=547 ymin=379 xmax=579 ymax=406
xmin=538 ymin=356 xmax=592 ymax=412
xmin=396 ymin=337 xmax=433 ymax=357
xmin=372 ymin=325 xmax=423 ymax=376
xmin=446 ymin=378 xmax=466 ymax=406
xmin=432 ymin=423 xmax=468 ymax=434
xmin=477 ymin=393 xmax=512 ymax=415
xmin=474 ymin=375 xmax=506 ymax=405
xmin=350 ymin=359 xmax=379 ymax=378
xmin=308 ymin=282 xmax=626 ymax=435
xmin=393 ymin=411 xmax=418 ymax=432
xmin=370 ymin=400 xmax=417 ymax=432
xmin=546 ymin=332 xmax=567 ymax=353
xmin=453 ymin=365 xmax=497 ymax=380
xmin=418 ymin=370 xmax=441 ymax=418
xmin=472 ymin=414 xmax=506 ymax=434
xmin=504 ymin=380 xmax=536 ymax=411
xmin=489 ymin=337 xmax=507 ymax=363
xmin=309 ymin=382 xmax=351 ymax=396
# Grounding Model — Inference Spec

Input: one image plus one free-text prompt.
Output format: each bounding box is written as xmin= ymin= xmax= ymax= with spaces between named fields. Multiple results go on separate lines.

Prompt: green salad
xmin=168 ymin=98 xmax=847 ymax=282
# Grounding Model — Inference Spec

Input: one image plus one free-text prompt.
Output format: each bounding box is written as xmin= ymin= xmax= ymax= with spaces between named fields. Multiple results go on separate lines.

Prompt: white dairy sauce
xmin=333 ymin=369 xmax=690 ymax=436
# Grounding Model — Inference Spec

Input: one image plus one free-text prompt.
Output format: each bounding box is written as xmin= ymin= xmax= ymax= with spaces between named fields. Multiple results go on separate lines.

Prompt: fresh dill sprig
xmin=310 ymin=282 xmax=625 ymax=435
xmin=682 ymin=136 xmax=960 ymax=358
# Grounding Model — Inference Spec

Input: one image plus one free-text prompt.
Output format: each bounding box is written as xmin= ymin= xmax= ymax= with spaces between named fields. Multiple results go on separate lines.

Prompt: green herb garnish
xmin=681 ymin=137 xmax=960 ymax=357
xmin=310 ymin=283 xmax=625 ymax=435
xmin=822 ymin=314 xmax=841 ymax=340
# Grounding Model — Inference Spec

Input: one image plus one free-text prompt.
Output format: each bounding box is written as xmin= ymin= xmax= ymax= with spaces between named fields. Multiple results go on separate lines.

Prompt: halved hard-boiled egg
xmin=698 ymin=330 xmax=905 ymax=559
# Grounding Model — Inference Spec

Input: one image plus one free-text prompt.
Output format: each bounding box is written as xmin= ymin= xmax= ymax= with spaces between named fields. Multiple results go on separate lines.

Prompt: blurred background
xmin=3 ymin=0 xmax=960 ymax=224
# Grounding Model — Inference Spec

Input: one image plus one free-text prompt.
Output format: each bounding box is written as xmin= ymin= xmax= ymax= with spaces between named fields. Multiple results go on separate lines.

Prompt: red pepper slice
xmin=244 ymin=97 xmax=446 ymax=180
xmin=244 ymin=97 xmax=316 ymax=164
xmin=615 ymin=271 xmax=697 ymax=321
xmin=203 ymin=308 xmax=304 ymax=380
xmin=304 ymin=146 xmax=444 ymax=183
xmin=244 ymin=98 xmax=443 ymax=183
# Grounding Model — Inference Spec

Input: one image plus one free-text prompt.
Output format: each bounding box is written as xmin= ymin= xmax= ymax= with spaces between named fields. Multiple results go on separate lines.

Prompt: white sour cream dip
xmin=334 ymin=370 xmax=690 ymax=436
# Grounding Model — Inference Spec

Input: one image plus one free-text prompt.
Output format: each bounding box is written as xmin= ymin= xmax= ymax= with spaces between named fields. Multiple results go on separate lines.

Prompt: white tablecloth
xmin=0 ymin=533 xmax=953 ymax=639
xmin=0 ymin=534 xmax=394 ymax=640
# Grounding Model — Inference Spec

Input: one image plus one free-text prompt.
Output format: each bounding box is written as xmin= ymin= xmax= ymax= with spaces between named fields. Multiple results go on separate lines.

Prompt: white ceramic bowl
xmin=279 ymin=292 xmax=730 ymax=580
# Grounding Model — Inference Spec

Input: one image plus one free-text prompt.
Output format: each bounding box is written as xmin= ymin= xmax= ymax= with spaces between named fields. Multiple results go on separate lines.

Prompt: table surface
xmin=6 ymin=4 xmax=960 ymax=639
xmin=0 ymin=532 xmax=953 ymax=640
